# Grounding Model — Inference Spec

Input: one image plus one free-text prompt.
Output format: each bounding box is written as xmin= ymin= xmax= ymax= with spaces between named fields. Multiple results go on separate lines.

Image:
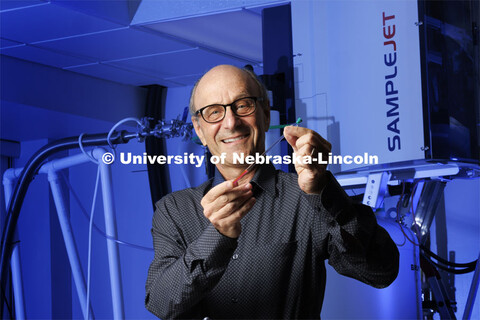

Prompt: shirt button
xmin=232 ymin=254 xmax=239 ymax=260
xmin=231 ymin=298 xmax=238 ymax=303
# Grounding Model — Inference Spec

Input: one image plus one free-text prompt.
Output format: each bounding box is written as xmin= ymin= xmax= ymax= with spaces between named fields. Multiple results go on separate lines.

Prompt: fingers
xmin=285 ymin=126 xmax=331 ymax=194
xmin=204 ymin=188 xmax=254 ymax=220
xmin=284 ymin=126 xmax=331 ymax=155
xmin=296 ymin=143 xmax=315 ymax=158
xmin=209 ymin=197 xmax=256 ymax=235
xmin=284 ymin=128 xmax=299 ymax=152
xmin=202 ymin=180 xmax=251 ymax=204
xmin=201 ymin=180 xmax=256 ymax=238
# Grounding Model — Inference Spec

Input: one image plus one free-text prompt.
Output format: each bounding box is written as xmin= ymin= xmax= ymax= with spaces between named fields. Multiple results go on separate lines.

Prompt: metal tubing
xmin=3 ymin=174 xmax=26 ymax=320
xmin=5 ymin=149 xmax=125 ymax=319
xmin=94 ymin=148 xmax=124 ymax=320
xmin=39 ymin=152 xmax=96 ymax=174
xmin=463 ymin=252 xmax=480 ymax=320
xmin=48 ymin=170 xmax=93 ymax=320
xmin=10 ymin=246 xmax=25 ymax=319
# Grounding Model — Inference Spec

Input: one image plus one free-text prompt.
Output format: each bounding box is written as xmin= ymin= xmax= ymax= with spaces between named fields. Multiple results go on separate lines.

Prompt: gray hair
xmin=189 ymin=66 xmax=269 ymax=118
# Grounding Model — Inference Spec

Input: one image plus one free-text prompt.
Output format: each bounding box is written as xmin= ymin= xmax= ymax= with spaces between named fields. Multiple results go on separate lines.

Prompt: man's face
xmin=191 ymin=66 xmax=270 ymax=168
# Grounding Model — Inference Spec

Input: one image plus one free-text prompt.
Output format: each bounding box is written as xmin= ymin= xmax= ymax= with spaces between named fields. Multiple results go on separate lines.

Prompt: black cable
xmin=430 ymin=259 xmax=476 ymax=275
xmin=1 ymin=282 xmax=12 ymax=318
xmin=0 ymin=131 xmax=132 ymax=317
xmin=421 ymin=253 xmax=476 ymax=275
xmin=421 ymin=244 xmax=478 ymax=268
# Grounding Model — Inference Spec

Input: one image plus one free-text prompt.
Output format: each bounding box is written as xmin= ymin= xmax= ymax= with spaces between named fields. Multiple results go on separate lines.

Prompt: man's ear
xmin=191 ymin=116 xmax=207 ymax=146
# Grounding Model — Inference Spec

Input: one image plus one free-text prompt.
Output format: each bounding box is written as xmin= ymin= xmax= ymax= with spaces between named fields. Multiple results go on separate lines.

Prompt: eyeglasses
xmin=195 ymin=96 xmax=262 ymax=123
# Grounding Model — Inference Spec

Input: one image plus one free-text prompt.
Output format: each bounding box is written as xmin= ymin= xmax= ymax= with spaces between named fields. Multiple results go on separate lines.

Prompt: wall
xmin=1 ymin=55 xmax=147 ymax=124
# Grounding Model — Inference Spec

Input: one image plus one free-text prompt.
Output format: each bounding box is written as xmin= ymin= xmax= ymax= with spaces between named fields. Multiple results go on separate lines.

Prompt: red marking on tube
xmin=233 ymin=169 xmax=249 ymax=187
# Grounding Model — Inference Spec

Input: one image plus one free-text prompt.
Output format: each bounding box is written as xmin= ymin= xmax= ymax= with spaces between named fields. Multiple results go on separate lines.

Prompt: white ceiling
xmin=0 ymin=0 xmax=288 ymax=87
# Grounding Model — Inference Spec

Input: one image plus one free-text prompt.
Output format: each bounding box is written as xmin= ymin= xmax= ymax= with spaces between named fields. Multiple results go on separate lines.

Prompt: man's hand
xmin=284 ymin=126 xmax=331 ymax=194
xmin=201 ymin=181 xmax=255 ymax=238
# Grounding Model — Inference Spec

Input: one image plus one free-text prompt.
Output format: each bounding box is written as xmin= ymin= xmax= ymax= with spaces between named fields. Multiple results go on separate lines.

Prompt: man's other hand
xmin=201 ymin=181 xmax=255 ymax=238
xmin=284 ymin=126 xmax=331 ymax=194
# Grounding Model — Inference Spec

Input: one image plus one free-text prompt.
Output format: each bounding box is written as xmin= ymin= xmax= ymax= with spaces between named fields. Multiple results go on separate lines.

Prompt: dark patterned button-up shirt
xmin=145 ymin=164 xmax=399 ymax=319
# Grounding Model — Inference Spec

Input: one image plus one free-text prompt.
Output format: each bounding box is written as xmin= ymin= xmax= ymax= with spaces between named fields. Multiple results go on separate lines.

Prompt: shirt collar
xmin=212 ymin=163 xmax=277 ymax=196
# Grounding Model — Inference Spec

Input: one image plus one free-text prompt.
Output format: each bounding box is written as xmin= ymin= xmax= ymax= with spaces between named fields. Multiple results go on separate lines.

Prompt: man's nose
xmin=222 ymin=106 xmax=241 ymax=129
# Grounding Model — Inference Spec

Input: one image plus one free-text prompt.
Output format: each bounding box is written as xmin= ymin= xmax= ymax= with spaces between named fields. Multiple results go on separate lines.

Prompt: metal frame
xmin=335 ymin=161 xmax=479 ymax=319
xmin=3 ymin=148 xmax=124 ymax=320
xmin=463 ymin=253 xmax=480 ymax=319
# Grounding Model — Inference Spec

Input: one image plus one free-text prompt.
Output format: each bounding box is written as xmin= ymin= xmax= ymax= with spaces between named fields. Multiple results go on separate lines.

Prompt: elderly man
xmin=145 ymin=65 xmax=399 ymax=319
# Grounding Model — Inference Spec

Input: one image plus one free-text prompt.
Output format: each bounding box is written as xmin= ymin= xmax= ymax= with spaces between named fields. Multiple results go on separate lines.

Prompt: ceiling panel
xmin=109 ymin=47 xmax=253 ymax=79
xmin=0 ymin=2 xmax=122 ymax=43
xmin=131 ymin=0 xmax=284 ymax=25
xmin=65 ymin=62 xmax=180 ymax=86
xmin=51 ymin=0 xmax=135 ymax=26
xmin=1 ymin=45 xmax=93 ymax=68
xmin=0 ymin=0 xmax=46 ymax=11
xmin=131 ymin=0 xmax=247 ymax=25
xmin=145 ymin=10 xmax=262 ymax=62
xmin=163 ymin=73 xmax=204 ymax=86
xmin=162 ymin=68 xmax=265 ymax=86
xmin=0 ymin=100 xmax=116 ymax=142
xmin=34 ymin=27 xmax=193 ymax=62
xmin=0 ymin=1 xmax=268 ymax=88
xmin=0 ymin=37 xmax=23 ymax=48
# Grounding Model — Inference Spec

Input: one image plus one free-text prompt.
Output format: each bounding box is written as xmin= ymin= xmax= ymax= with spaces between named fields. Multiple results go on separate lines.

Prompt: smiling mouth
xmin=222 ymin=134 xmax=249 ymax=143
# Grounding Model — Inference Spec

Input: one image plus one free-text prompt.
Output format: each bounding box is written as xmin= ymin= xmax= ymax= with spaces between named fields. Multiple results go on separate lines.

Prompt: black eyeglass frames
xmin=195 ymin=96 xmax=263 ymax=123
